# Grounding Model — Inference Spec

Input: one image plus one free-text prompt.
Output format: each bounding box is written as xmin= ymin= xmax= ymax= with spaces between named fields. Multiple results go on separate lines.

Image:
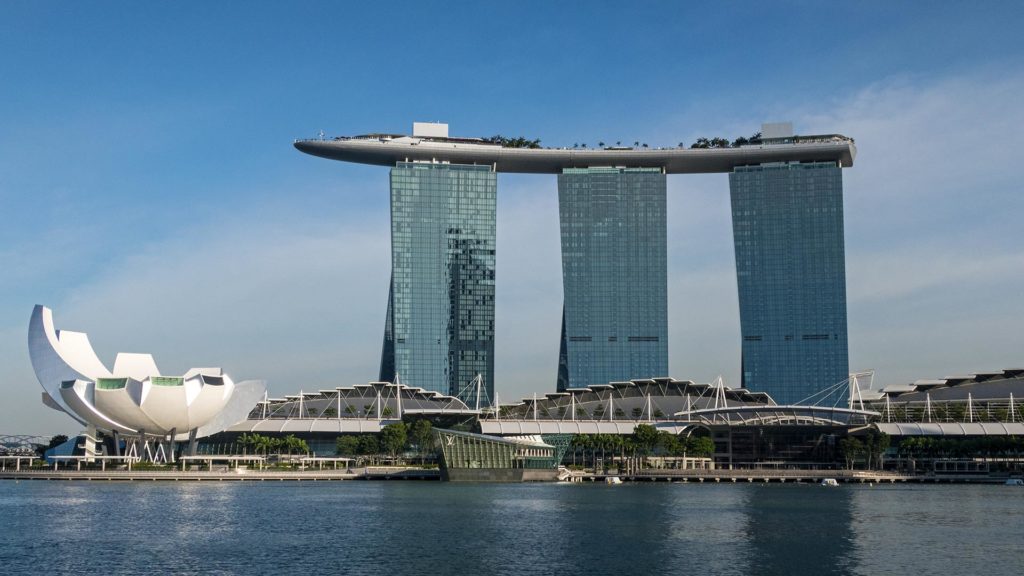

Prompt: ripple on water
xmin=0 ymin=482 xmax=1020 ymax=576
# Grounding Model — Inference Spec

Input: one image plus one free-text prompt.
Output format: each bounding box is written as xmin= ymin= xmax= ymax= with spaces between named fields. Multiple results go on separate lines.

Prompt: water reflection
xmin=661 ymin=484 xmax=753 ymax=575
xmin=742 ymin=484 xmax=856 ymax=576
xmin=0 ymin=481 xmax=1020 ymax=576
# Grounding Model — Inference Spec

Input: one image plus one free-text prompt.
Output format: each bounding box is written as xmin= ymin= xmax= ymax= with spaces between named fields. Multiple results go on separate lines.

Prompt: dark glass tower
xmin=729 ymin=161 xmax=849 ymax=404
xmin=557 ymin=167 xmax=668 ymax=390
xmin=379 ymin=162 xmax=496 ymax=404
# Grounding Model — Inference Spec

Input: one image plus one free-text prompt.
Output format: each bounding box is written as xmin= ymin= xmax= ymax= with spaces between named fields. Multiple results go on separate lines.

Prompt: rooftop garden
xmin=482 ymin=133 xmax=768 ymax=150
xmin=482 ymin=135 xmax=543 ymax=148
xmin=688 ymin=132 xmax=763 ymax=149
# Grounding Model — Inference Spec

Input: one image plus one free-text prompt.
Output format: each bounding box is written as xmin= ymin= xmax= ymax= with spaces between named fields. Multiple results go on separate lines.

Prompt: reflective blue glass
xmin=730 ymin=161 xmax=849 ymax=404
xmin=557 ymin=167 xmax=668 ymax=390
xmin=380 ymin=162 xmax=496 ymax=404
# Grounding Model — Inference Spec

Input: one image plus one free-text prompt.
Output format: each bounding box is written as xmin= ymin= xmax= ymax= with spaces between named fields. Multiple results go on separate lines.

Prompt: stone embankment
xmin=0 ymin=466 xmax=441 ymax=482
xmin=568 ymin=469 xmax=1018 ymax=484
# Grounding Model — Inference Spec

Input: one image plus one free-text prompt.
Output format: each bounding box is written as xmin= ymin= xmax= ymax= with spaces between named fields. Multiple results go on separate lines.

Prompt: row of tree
xmin=689 ymin=132 xmax=763 ymax=149
xmin=483 ymin=135 xmax=542 ymax=148
xmin=237 ymin=433 xmax=310 ymax=456
xmin=334 ymin=420 xmax=436 ymax=463
xmin=567 ymin=425 xmax=715 ymax=469
xmin=482 ymin=133 xmax=773 ymax=151
xmin=896 ymin=435 xmax=1024 ymax=458
xmin=838 ymin=431 xmax=891 ymax=470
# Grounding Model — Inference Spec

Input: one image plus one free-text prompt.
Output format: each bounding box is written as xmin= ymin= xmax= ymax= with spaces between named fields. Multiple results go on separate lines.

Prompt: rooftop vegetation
xmin=688 ymin=132 xmax=763 ymax=149
xmin=483 ymin=135 xmax=542 ymax=148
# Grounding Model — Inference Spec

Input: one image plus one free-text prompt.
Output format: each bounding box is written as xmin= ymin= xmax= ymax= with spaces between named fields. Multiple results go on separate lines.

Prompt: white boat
xmin=820 ymin=478 xmax=839 ymax=487
xmin=605 ymin=476 xmax=623 ymax=485
xmin=1006 ymin=478 xmax=1023 ymax=486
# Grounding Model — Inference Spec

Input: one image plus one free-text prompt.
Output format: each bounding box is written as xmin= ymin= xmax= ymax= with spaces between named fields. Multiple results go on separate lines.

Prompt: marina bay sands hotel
xmin=295 ymin=122 xmax=856 ymax=406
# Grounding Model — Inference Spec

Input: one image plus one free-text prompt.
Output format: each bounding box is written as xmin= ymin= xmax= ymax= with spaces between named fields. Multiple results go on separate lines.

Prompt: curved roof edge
xmin=294 ymin=135 xmax=856 ymax=174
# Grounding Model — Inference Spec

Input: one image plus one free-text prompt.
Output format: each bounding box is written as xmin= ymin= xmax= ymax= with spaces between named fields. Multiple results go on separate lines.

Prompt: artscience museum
xmin=28 ymin=305 xmax=265 ymax=460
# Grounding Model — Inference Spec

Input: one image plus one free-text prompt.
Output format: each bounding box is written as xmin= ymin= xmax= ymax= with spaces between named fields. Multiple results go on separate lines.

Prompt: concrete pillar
xmin=168 ymin=428 xmax=177 ymax=464
xmin=187 ymin=429 xmax=198 ymax=457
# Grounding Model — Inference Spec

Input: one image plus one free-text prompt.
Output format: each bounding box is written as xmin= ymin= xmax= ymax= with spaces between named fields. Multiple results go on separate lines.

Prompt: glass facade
xmin=379 ymin=162 xmax=497 ymax=405
xmin=557 ymin=167 xmax=668 ymax=390
xmin=729 ymin=161 xmax=849 ymax=405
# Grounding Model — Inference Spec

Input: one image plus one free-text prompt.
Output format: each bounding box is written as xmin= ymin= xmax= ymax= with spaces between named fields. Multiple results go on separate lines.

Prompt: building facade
xmin=557 ymin=167 xmax=669 ymax=390
xmin=729 ymin=161 xmax=849 ymax=404
xmin=380 ymin=162 xmax=497 ymax=404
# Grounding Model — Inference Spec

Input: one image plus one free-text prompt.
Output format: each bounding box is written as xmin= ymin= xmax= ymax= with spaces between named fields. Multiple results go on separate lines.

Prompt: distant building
xmin=557 ymin=167 xmax=668 ymax=390
xmin=729 ymin=158 xmax=849 ymax=404
xmin=379 ymin=161 xmax=497 ymax=404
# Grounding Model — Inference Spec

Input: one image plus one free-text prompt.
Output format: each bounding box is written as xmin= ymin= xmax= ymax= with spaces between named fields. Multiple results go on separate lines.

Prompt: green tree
xmin=409 ymin=420 xmax=434 ymax=462
xmin=485 ymin=135 xmax=542 ymax=149
xmin=840 ymin=437 xmax=864 ymax=470
xmin=380 ymin=422 xmax=408 ymax=459
xmin=37 ymin=434 xmax=69 ymax=457
xmin=336 ymin=436 xmax=360 ymax=456
xmin=282 ymin=435 xmax=309 ymax=456
xmin=633 ymin=424 xmax=659 ymax=456
xmin=872 ymin=432 xmax=891 ymax=469
xmin=358 ymin=435 xmax=380 ymax=457
xmin=657 ymin=431 xmax=681 ymax=456
xmin=236 ymin=433 xmax=255 ymax=454
xmin=688 ymin=437 xmax=715 ymax=458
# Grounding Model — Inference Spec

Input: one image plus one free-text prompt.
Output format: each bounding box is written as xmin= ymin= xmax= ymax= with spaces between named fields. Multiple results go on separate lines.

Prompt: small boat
xmin=605 ymin=476 xmax=622 ymax=485
xmin=820 ymin=478 xmax=839 ymax=487
xmin=1006 ymin=478 xmax=1023 ymax=486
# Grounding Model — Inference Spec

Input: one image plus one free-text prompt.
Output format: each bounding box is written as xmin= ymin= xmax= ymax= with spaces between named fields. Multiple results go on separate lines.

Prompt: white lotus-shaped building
xmin=29 ymin=305 xmax=266 ymax=440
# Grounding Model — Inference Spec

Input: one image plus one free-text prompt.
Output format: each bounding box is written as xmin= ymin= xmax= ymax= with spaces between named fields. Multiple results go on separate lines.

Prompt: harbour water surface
xmin=0 ymin=481 xmax=1020 ymax=575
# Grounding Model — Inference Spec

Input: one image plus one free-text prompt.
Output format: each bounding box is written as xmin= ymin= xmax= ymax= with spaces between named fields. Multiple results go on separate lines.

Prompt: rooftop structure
xmin=858 ymin=369 xmax=1024 ymax=435
xmin=294 ymin=124 xmax=856 ymax=174
xmin=229 ymin=380 xmax=475 ymax=435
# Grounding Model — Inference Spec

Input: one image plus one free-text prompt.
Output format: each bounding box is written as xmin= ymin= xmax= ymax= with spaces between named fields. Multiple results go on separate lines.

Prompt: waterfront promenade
xmin=0 ymin=466 xmax=440 ymax=482
xmin=2 ymin=466 xmax=1018 ymax=484
xmin=580 ymin=468 xmax=1019 ymax=484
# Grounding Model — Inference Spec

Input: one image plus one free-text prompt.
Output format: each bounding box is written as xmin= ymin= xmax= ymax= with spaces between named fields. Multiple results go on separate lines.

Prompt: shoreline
xmin=1 ymin=467 xmax=1018 ymax=484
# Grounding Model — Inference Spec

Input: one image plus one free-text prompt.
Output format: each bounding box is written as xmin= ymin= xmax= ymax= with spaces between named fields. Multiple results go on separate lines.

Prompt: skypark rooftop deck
xmin=294 ymin=131 xmax=856 ymax=174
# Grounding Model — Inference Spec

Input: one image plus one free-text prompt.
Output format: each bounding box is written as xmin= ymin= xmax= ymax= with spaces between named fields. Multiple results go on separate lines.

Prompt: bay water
xmin=0 ymin=481 xmax=1020 ymax=575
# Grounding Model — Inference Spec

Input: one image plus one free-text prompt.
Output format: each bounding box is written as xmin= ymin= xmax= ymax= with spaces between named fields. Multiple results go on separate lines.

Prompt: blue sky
xmin=2 ymin=1 xmax=1023 ymax=434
